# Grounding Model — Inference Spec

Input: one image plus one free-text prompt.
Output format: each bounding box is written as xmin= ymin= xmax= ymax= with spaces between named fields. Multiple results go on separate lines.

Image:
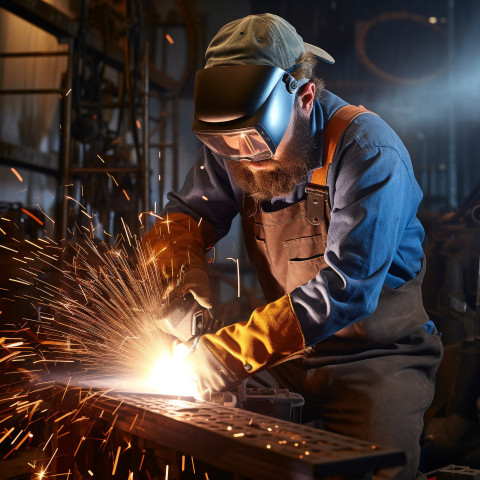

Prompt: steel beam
xmin=1 ymin=0 xmax=178 ymax=93
xmin=44 ymin=385 xmax=405 ymax=480
xmin=0 ymin=140 xmax=58 ymax=175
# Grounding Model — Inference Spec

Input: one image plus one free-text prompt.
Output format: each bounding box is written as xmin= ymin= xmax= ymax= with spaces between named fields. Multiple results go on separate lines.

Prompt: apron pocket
xmin=286 ymin=256 xmax=326 ymax=292
xmin=284 ymin=234 xmax=327 ymax=292
xmin=283 ymin=234 xmax=326 ymax=260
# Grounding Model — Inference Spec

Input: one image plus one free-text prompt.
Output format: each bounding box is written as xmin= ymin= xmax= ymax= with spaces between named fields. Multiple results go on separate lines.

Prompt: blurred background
xmin=3 ymin=0 xmax=480 ymax=335
xmin=2 ymin=0 xmax=479 ymax=243
xmin=1 ymin=0 xmax=480 ymax=476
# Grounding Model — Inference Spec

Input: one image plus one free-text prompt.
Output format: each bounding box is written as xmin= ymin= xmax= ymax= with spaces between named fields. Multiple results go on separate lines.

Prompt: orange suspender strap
xmin=305 ymin=104 xmax=375 ymax=225
xmin=311 ymin=104 xmax=374 ymax=186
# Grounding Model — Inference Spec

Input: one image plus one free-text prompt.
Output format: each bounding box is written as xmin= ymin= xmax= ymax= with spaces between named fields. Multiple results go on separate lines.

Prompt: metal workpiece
xmin=48 ymin=385 xmax=405 ymax=480
xmin=427 ymin=465 xmax=480 ymax=479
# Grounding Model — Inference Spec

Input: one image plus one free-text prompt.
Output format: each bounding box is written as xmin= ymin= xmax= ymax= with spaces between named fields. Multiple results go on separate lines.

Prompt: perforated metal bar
xmin=49 ymin=386 xmax=405 ymax=480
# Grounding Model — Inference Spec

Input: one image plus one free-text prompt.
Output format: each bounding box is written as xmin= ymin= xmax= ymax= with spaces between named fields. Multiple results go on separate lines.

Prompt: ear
xmin=298 ymin=81 xmax=315 ymax=115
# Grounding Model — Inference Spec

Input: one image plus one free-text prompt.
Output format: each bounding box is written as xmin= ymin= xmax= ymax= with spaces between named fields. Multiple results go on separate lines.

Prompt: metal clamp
xmin=305 ymin=183 xmax=329 ymax=225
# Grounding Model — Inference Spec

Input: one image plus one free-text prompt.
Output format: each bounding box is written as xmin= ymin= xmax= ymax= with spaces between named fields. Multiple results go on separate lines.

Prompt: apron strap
xmin=306 ymin=104 xmax=376 ymax=225
xmin=312 ymin=104 xmax=375 ymax=186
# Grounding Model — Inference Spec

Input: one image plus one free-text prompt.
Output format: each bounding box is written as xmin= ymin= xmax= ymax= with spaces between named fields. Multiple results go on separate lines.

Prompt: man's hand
xmin=140 ymin=213 xmax=217 ymax=343
xmin=155 ymin=291 xmax=221 ymax=346
xmin=186 ymin=294 xmax=306 ymax=394
xmin=141 ymin=213 xmax=216 ymax=293
xmin=189 ymin=339 xmax=242 ymax=392
xmin=165 ymin=266 xmax=212 ymax=309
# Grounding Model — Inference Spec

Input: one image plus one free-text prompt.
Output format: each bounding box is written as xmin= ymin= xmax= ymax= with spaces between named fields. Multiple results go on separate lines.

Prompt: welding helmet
xmin=192 ymin=13 xmax=334 ymax=161
xmin=193 ymin=64 xmax=308 ymax=161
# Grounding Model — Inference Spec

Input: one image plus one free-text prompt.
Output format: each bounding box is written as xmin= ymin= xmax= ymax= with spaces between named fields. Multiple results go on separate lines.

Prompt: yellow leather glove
xmin=141 ymin=213 xmax=216 ymax=308
xmin=188 ymin=295 xmax=306 ymax=394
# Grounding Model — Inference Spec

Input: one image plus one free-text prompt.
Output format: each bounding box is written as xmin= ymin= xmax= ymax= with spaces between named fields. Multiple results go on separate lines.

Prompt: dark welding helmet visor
xmin=193 ymin=64 xmax=306 ymax=161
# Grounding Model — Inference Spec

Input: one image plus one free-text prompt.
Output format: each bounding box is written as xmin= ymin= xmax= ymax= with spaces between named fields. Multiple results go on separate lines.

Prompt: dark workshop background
xmin=2 ymin=0 xmax=480 ymax=248
xmin=2 ymin=0 xmax=480 ymax=384
xmin=3 ymin=0 xmax=480 ymax=322
xmin=2 ymin=1 xmax=480 ymax=349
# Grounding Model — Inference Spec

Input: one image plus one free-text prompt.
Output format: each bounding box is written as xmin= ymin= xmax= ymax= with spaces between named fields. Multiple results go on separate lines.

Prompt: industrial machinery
xmin=420 ymin=180 xmax=480 ymax=471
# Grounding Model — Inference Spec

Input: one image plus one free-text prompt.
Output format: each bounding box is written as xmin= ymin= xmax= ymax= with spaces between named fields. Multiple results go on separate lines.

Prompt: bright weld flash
xmin=146 ymin=343 xmax=198 ymax=396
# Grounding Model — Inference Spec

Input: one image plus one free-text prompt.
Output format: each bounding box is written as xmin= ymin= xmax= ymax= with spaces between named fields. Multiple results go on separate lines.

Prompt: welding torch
xmin=155 ymin=293 xmax=221 ymax=350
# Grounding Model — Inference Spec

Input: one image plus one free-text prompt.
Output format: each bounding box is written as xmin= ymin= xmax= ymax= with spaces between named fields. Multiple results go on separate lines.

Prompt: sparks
xmin=0 ymin=199 xmax=206 ymax=475
xmin=0 ymin=244 xmax=18 ymax=253
xmin=227 ymin=257 xmax=241 ymax=297
xmin=112 ymin=445 xmax=121 ymax=475
xmin=21 ymin=208 xmax=44 ymax=225
xmin=10 ymin=167 xmax=23 ymax=182
xmin=145 ymin=343 xmax=197 ymax=396
xmin=35 ymin=204 xmax=55 ymax=224
xmin=65 ymin=196 xmax=86 ymax=210
xmin=24 ymin=239 xmax=43 ymax=249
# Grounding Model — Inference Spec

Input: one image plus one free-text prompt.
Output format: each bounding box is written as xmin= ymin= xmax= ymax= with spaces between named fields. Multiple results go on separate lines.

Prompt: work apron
xmin=242 ymin=194 xmax=430 ymax=353
xmin=241 ymin=103 xmax=432 ymax=352
xmin=240 ymin=103 xmax=443 ymax=479
xmin=241 ymin=195 xmax=443 ymax=480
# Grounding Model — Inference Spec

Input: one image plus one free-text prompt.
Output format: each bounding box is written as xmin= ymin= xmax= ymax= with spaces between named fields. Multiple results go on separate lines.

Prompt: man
xmin=143 ymin=13 xmax=443 ymax=480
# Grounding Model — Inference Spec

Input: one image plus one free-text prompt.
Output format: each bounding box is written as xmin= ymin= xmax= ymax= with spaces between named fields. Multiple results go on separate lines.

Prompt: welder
xmin=142 ymin=14 xmax=443 ymax=480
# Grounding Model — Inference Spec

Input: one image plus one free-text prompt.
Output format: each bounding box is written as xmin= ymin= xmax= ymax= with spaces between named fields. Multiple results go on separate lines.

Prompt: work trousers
xmin=268 ymin=326 xmax=443 ymax=480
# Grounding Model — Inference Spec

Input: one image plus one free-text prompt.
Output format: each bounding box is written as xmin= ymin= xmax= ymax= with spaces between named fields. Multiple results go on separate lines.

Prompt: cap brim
xmin=305 ymin=43 xmax=335 ymax=64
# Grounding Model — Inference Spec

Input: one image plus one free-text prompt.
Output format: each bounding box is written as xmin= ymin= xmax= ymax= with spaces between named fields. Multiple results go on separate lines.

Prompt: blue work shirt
xmin=163 ymin=90 xmax=432 ymax=347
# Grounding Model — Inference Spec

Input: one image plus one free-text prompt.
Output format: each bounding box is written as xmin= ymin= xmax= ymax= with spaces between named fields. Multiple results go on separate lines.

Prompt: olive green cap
xmin=205 ymin=13 xmax=335 ymax=70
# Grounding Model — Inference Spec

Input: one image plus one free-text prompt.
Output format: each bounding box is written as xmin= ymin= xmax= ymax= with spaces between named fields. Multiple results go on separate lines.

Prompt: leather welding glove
xmin=156 ymin=292 xmax=222 ymax=346
xmin=141 ymin=213 xmax=217 ymax=309
xmin=167 ymin=267 xmax=212 ymax=309
xmin=188 ymin=295 xmax=306 ymax=394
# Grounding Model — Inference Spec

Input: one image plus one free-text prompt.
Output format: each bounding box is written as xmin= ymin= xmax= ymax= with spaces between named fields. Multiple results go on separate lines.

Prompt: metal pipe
xmin=0 ymin=157 xmax=58 ymax=177
xmin=0 ymin=51 xmax=68 ymax=57
xmin=172 ymin=93 xmax=179 ymax=192
xmin=68 ymin=167 xmax=142 ymax=173
xmin=447 ymin=0 xmax=458 ymax=207
xmin=475 ymin=257 xmax=480 ymax=338
xmin=0 ymin=88 xmax=64 ymax=95
xmin=142 ymin=41 xmax=150 ymax=216
xmin=59 ymin=38 xmax=74 ymax=242
xmin=158 ymin=26 xmax=169 ymax=210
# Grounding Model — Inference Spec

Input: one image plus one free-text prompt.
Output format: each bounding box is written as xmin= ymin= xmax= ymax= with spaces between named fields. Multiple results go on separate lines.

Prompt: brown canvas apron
xmin=241 ymin=105 xmax=443 ymax=479
xmin=242 ymin=105 xmax=429 ymax=351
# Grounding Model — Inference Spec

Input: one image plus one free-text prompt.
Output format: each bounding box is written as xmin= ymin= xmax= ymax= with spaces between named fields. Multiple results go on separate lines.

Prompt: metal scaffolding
xmin=0 ymin=0 xmax=188 ymax=240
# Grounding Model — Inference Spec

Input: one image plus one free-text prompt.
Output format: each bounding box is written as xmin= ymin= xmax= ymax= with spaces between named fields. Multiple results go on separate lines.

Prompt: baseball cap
xmin=205 ymin=13 xmax=335 ymax=70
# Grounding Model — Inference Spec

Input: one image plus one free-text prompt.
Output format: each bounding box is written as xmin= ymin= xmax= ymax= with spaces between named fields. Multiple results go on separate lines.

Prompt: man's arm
xmin=189 ymin=134 xmax=425 ymax=393
xmin=161 ymin=146 xmax=243 ymax=238
xmin=141 ymin=146 xmax=241 ymax=308
xmin=291 ymin=140 xmax=425 ymax=346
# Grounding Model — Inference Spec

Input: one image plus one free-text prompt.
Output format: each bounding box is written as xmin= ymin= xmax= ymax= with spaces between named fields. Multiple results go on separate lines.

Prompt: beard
xmin=227 ymin=109 xmax=317 ymax=202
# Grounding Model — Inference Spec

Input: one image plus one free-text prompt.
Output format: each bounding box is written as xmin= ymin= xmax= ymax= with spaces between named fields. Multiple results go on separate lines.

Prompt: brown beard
xmin=227 ymin=109 xmax=316 ymax=202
